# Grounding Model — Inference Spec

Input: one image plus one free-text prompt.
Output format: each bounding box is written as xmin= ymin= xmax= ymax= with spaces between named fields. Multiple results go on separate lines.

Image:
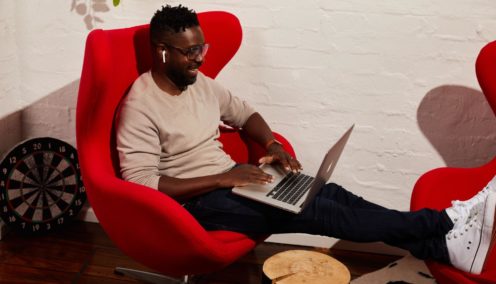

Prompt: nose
xmin=193 ymin=53 xmax=204 ymax=63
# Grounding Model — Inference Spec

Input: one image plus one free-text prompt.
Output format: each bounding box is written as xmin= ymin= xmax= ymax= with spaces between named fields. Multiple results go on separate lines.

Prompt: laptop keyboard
xmin=266 ymin=172 xmax=314 ymax=205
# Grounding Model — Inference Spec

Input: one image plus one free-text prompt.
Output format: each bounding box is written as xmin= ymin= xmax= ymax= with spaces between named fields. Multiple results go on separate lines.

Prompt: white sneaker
xmin=446 ymin=191 xmax=496 ymax=274
xmin=446 ymin=175 xmax=496 ymax=229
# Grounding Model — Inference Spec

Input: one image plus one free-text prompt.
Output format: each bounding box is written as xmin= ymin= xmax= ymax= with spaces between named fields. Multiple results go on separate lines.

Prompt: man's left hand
xmin=258 ymin=144 xmax=302 ymax=173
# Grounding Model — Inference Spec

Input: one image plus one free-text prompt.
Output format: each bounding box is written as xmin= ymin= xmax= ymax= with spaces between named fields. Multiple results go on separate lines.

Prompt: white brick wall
xmin=1 ymin=0 xmax=496 ymax=249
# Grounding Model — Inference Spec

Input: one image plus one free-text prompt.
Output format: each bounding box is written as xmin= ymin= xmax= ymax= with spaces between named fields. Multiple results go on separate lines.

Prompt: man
xmin=116 ymin=4 xmax=496 ymax=274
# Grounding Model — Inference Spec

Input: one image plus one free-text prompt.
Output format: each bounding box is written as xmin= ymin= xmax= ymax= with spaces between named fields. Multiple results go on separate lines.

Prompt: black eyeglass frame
xmin=162 ymin=42 xmax=210 ymax=60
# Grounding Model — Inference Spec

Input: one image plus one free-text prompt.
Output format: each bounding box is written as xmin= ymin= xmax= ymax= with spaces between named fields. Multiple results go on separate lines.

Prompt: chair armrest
xmin=410 ymin=160 xmax=496 ymax=211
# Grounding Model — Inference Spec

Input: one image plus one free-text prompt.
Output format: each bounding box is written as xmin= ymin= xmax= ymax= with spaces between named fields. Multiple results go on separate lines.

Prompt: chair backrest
xmin=475 ymin=40 xmax=496 ymax=168
xmin=476 ymin=40 xmax=496 ymax=116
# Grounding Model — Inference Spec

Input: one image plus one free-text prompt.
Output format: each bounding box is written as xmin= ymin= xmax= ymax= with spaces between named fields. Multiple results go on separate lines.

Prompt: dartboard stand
xmin=0 ymin=137 xmax=86 ymax=235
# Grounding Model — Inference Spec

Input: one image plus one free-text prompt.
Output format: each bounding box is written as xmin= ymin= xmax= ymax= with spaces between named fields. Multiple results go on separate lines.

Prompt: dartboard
xmin=0 ymin=137 xmax=86 ymax=234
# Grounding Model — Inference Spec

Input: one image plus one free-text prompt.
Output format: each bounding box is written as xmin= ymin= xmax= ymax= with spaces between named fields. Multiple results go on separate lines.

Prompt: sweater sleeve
xmin=207 ymin=77 xmax=256 ymax=128
xmin=116 ymin=102 xmax=161 ymax=190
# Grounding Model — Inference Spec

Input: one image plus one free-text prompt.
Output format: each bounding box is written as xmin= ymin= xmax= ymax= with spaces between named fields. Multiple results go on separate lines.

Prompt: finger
xmin=240 ymin=166 xmax=274 ymax=183
xmin=289 ymin=157 xmax=303 ymax=173
xmin=277 ymin=155 xmax=301 ymax=173
xmin=254 ymin=167 xmax=275 ymax=183
xmin=260 ymin=174 xmax=275 ymax=184
xmin=259 ymin=155 xmax=275 ymax=165
xmin=278 ymin=156 xmax=292 ymax=172
xmin=248 ymin=171 xmax=274 ymax=184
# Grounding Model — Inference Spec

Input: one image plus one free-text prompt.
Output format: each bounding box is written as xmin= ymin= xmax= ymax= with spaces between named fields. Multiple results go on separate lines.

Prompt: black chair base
xmin=114 ymin=267 xmax=189 ymax=284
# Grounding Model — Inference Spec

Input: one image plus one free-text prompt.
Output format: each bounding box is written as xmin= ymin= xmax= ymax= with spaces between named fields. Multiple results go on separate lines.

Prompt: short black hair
xmin=150 ymin=4 xmax=199 ymax=44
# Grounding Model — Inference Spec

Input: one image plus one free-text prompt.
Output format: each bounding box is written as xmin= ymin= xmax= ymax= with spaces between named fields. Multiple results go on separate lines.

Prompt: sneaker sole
xmin=470 ymin=192 xmax=496 ymax=273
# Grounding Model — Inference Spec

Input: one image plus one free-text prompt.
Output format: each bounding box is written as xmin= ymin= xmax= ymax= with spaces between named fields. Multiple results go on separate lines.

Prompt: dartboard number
xmin=32 ymin=143 xmax=42 ymax=151
xmin=0 ymin=137 xmax=86 ymax=234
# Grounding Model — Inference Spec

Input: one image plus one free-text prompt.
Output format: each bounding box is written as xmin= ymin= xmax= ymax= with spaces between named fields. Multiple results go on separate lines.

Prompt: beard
xmin=167 ymin=63 xmax=200 ymax=90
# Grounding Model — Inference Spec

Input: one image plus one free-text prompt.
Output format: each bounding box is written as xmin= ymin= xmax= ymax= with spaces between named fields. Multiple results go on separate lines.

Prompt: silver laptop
xmin=232 ymin=125 xmax=354 ymax=214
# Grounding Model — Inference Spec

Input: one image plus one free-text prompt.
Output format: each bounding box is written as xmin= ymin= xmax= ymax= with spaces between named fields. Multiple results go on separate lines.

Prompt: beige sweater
xmin=116 ymin=71 xmax=256 ymax=189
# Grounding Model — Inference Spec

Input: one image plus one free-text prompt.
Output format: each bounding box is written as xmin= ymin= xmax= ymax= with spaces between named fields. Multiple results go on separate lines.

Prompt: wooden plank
xmin=0 ymin=263 xmax=76 ymax=284
xmin=0 ymin=221 xmax=401 ymax=283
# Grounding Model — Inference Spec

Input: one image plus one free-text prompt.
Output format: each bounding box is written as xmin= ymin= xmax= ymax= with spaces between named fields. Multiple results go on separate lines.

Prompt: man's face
xmin=162 ymin=26 xmax=206 ymax=89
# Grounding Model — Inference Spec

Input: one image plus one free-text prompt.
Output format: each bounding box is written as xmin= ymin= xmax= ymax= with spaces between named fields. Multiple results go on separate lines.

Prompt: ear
xmin=154 ymin=43 xmax=167 ymax=63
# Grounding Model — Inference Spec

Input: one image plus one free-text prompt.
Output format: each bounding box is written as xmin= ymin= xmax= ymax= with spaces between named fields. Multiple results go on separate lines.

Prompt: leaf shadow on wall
xmin=417 ymin=85 xmax=496 ymax=168
xmin=71 ymin=0 xmax=111 ymax=30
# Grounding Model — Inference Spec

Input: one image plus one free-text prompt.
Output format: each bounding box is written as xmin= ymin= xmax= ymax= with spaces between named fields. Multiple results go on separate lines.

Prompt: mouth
xmin=188 ymin=68 xmax=198 ymax=77
xmin=188 ymin=65 xmax=200 ymax=76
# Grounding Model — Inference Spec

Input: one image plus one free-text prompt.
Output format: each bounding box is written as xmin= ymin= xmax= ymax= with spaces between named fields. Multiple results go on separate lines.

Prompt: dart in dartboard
xmin=0 ymin=137 xmax=86 ymax=234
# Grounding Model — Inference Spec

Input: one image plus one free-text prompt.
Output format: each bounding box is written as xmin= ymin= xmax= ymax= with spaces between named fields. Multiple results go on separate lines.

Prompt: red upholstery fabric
xmin=410 ymin=41 xmax=496 ymax=284
xmin=76 ymin=12 xmax=295 ymax=277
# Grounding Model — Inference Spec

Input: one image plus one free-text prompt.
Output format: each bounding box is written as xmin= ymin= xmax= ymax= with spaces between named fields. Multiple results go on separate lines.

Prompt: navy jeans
xmin=184 ymin=183 xmax=453 ymax=263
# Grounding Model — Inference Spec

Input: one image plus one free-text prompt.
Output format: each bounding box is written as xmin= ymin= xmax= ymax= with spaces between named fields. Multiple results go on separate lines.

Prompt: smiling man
xmin=115 ymin=4 xmax=496 ymax=275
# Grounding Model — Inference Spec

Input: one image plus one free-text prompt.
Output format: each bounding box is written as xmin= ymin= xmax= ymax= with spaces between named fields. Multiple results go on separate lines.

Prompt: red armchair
xmin=410 ymin=41 xmax=496 ymax=284
xmin=76 ymin=12 xmax=295 ymax=282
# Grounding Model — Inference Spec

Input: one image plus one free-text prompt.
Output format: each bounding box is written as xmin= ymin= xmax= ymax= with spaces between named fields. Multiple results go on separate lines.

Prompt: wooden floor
xmin=0 ymin=221 xmax=401 ymax=283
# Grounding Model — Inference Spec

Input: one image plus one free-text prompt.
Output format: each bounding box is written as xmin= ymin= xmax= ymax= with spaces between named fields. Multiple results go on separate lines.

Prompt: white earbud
xmin=162 ymin=50 xmax=167 ymax=63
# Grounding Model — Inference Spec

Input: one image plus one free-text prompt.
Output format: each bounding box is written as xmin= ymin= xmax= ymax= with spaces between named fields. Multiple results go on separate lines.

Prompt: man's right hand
xmin=220 ymin=164 xmax=274 ymax=187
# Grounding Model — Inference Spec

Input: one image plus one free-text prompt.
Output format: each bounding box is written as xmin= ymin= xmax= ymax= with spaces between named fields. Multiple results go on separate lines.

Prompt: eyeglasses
xmin=163 ymin=43 xmax=209 ymax=60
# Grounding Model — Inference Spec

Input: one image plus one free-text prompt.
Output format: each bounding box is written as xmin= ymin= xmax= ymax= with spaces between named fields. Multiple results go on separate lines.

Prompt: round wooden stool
xmin=263 ymin=250 xmax=350 ymax=284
